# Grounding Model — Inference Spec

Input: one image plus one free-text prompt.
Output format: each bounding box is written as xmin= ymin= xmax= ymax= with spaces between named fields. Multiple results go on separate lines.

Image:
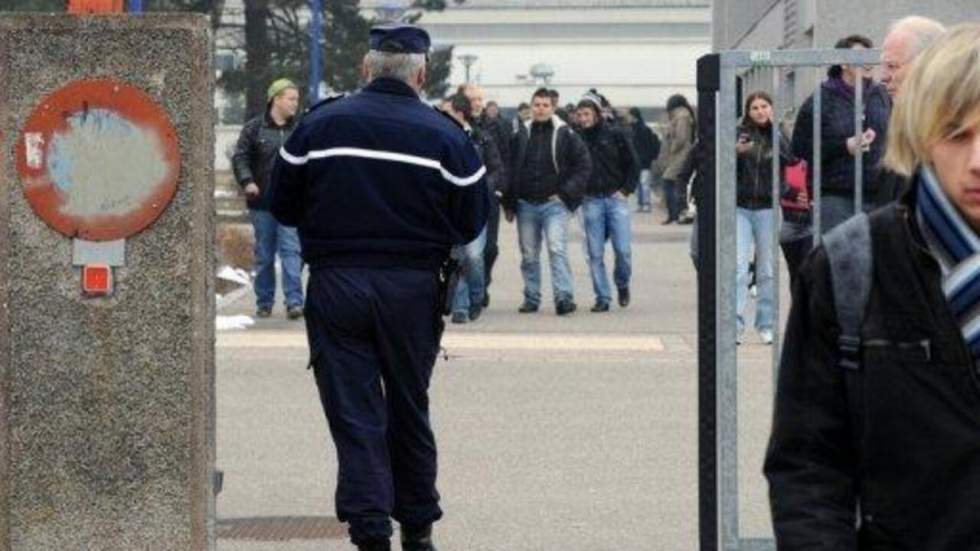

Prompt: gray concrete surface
xmin=216 ymin=204 xmax=789 ymax=550
xmin=0 ymin=15 xmax=214 ymax=551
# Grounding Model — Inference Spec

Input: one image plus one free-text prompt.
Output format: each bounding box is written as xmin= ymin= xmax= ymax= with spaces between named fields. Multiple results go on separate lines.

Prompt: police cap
xmin=369 ymin=24 xmax=431 ymax=55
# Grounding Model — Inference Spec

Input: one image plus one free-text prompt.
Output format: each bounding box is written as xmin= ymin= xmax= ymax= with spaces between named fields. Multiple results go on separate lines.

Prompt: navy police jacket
xmin=268 ymin=78 xmax=490 ymax=271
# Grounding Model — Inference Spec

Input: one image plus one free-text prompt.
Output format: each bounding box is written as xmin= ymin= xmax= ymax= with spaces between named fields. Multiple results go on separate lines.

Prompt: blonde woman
xmin=766 ymin=24 xmax=980 ymax=550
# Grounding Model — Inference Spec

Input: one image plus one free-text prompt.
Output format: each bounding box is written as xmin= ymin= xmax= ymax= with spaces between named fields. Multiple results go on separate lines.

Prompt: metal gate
xmin=696 ymin=48 xmax=883 ymax=551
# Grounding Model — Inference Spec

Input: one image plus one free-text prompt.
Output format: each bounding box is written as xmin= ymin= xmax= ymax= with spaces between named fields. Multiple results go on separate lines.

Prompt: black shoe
xmin=256 ymin=307 xmax=272 ymax=318
xmin=617 ymin=287 xmax=630 ymax=308
xmin=590 ymin=301 xmax=610 ymax=313
xmin=518 ymin=302 xmax=539 ymax=313
xmin=356 ymin=539 xmax=391 ymax=551
xmin=451 ymin=312 xmax=468 ymax=324
xmin=286 ymin=305 xmax=304 ymax=320
xmin=401 ymin=524 xmax=437 ymax=551
xmin=482 ymin=292 xmax=490 ymax=308
xmin=556 ymin=300 xmax=577 ymax=316
xmin=468 ymin=305 xmax=483 ymax=321
xmin=662 ymin=217 xmax=677 ymax=225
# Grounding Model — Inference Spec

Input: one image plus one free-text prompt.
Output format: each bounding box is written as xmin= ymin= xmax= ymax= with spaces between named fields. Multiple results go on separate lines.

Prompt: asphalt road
xmin=215 ymin=205 xmax=789 ymax=550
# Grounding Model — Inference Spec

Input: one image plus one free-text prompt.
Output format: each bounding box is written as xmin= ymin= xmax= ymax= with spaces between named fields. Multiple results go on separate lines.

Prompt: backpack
xmin=823 ymin=213 xmax=873 ymax=369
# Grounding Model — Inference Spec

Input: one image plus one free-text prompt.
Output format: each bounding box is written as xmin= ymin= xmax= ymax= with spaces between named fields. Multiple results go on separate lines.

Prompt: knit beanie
xmin=267 ymin=79 xmax=298 ymax=102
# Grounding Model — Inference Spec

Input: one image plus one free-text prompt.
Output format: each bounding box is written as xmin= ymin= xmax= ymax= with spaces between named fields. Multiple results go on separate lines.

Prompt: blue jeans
xmin=451 ymin=226 xmax=487 ymax=315
xmin=250 ymin=209 xmax=304 ymax=310
xmin=581 ymin=195 xmax=632 ymax=303
xmin=663 ymin=178 xmax=685 ymax=220
xmin=736 ymin=208 xmax=775 ymax=334
xmin=517 ymin=198 xmax=575 ymax=306
xmin=636 ymin=169 xmax=652 ymax=209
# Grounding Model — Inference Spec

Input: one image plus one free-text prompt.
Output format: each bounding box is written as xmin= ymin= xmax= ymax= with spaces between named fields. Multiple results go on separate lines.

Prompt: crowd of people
xmin=717 ymin=16 xmax=950 ymax=347
xmin=434 ymin=83 xmax=694 ymax=322
xmin=228 ymin=16 xmax=980 ymax=550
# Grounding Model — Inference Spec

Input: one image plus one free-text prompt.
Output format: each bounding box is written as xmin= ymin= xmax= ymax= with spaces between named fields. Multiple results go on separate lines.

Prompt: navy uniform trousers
xmin=305 ymin=266 xmax=445 ymax=544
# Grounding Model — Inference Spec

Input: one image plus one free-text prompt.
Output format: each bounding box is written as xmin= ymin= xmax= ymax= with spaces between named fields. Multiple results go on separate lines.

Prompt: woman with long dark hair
xmin=735 ymin=91 xmax=793 ymax=344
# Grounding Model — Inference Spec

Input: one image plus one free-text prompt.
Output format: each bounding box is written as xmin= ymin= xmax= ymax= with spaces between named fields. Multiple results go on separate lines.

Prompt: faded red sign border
xmin=15 ymin=79 xmax=181 ymax=241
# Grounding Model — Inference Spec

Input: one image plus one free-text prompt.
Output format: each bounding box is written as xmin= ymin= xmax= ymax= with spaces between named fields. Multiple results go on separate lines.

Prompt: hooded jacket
xmin=580 ymin=119 xmax=640 ymax=197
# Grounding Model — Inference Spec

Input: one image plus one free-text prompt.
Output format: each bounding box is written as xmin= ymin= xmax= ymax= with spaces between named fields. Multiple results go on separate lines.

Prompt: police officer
xmin=268 ymin=25 xmax=489 ymax=551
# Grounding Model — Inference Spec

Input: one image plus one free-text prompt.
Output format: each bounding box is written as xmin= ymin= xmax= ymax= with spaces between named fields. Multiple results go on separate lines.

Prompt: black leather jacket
xmin=736 ymin=123 xmax=794 ymax=210
xmin=232 ymin=110 xmax=297 ymax=211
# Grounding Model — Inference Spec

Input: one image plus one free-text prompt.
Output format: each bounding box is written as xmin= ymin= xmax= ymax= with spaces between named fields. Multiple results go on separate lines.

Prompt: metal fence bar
xmin=769 ymin=66 xmax=783 ymax=371
xmin=812 ymin=79 xmax=823 ymax=242
xmin=717 ymin=59 xmax=741 ymax=551
xmin=721 ymin=48 xmax=881 ymax=68
xmin=703 ymin=48 xmax=881 ymax=551
xmin=854 ymin=75 xmax=864 ymax=215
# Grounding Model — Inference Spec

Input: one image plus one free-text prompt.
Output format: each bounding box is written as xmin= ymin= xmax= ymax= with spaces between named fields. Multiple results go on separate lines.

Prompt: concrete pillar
xmin=0 ymin=14 xmax=214 ymax=551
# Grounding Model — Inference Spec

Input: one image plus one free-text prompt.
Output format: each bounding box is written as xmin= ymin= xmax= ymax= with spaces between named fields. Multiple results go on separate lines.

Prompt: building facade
xmin=711 ymin=0 xmax=975 ymax=120
xmin=365 ymin=0 xmax=711 ymax=113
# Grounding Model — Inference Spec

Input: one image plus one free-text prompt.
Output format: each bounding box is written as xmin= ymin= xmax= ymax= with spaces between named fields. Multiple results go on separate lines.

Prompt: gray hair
xmin=363 ymin=51 xmax=426 ymax=86
xmin=889 ymin=16 xmax=947 ymax=60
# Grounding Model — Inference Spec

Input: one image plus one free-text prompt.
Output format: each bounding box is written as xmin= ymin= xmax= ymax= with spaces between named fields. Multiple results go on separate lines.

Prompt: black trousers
xmin=305 ymin=267 xmax=444 ymax=544
xmin=483 ymin=196 xmax=501 ymax=290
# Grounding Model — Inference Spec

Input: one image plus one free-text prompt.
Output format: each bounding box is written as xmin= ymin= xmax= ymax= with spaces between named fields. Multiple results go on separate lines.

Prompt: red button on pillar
xmin=82 ymin=264 xmax=113 ymax=296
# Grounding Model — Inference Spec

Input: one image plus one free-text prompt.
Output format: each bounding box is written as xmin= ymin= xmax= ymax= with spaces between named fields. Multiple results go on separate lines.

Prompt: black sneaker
xmin=401 ymin=524 xmax=437 ymax=551
xmin=518 ymin=302 xmax=539 ymax=313
xmin=617 ymin=287 xmax=630 ymax=308
xmin=256 ymin=307 xmax=272 ymax=318
xmin=468 ymin=305 xmax=483 ymax=321
xmin=590 ymin=301 xmax=610 ymax=313
xmin=286 ymin=305 xmax=304 ymax=320
xmin=356 ymin=539 xmax=391 ymax=551
xmin=451 ymin=312 xmax=468 ymax=324
xmin=556 ymin=300 xmax=577 ymax=316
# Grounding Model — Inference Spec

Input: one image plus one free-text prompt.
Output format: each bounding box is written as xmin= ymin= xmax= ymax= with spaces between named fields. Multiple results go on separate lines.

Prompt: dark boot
xmin=401 ymin=525 xmax=437 ymax=551
xmin=556 ymin=300 xmax=577 ymax=316
xmin=617 ymin=287 xmax=630 ymax=308
xmin=518 ymin=302 xmax=539 ymax=313
xmin=590 ymin=300 xmax=610 ymax=313
xmin=356 ymin=538 xmax=391 ymax=551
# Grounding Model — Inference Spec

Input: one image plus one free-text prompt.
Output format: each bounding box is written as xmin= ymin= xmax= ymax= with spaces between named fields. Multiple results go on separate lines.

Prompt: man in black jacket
xmin=232 ymin=78 xmax=304 ymax=319
xmin=443 ymin=92 xmax=505 ymax=323
xmin=575 ymin=94 xmax=640 ymax=312
xmin=504 ymin=87 xmax=592 ymax=315
xmin=627 ymin=107 xmax=660 ymax=212
xmin=766 ymin=25 xmax=980 ymax=550
xmin=461 ymin=83 xmax=511 ymax=306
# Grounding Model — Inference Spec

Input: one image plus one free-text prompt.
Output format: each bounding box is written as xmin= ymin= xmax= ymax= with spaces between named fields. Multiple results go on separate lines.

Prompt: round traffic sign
xmin=16 ymin=79 xmax=180 ymax=241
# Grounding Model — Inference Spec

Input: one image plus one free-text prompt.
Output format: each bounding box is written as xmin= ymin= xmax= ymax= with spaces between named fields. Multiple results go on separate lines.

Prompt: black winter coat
xmin=791 ymin=78 xmax=890 ymax=201
xmin=506 ymin=116 xmax=592 ymax=212
xmin=765 ymin=182 xmax=980 ymax=550
xmin=580 ymin=121 xmax=640 ymax=197
xmin=232 ymin=111 xmax=297 ymax=211
xmin=470 ymin=125 xmax=506 ymax=197
xmin=630 ymin=121 xmax=660 ymax=167
xmin=478 ymin=115 xmax=512 ymax=169
xmin=736 ymin=123 xmax=794 ymax=210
